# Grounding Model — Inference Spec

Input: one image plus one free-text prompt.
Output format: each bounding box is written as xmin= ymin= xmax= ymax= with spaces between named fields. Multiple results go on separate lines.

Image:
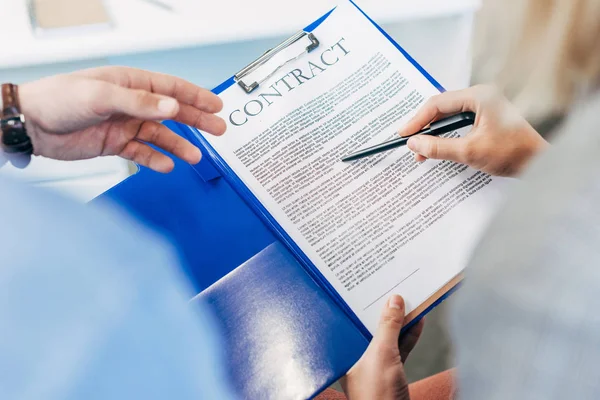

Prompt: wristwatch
xmin=1 ymin=84 xmax=33 ymax=168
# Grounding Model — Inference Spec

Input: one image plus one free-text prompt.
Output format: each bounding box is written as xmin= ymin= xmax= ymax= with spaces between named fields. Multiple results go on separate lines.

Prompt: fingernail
xmin=388 ymin=295 xmax=403 ymax=310
xmin=190 ymin=147 xmax=202 ymax=164
xmin=158 ymin=98 xmax=178 ymax=114
xmin=407 ymin=137 xmax=421 ymax=152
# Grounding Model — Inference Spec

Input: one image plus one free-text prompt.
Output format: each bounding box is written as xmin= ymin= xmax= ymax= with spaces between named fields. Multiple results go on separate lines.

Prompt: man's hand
xmin=18 ymin=66 xmax=226 ymax=173
xmin=342 ymin=295 xmax=424 ymax=400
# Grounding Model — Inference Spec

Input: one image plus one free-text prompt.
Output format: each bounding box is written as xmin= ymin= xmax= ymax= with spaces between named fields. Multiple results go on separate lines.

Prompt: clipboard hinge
xmin=234 ymin=31 xmax=320 ymax=94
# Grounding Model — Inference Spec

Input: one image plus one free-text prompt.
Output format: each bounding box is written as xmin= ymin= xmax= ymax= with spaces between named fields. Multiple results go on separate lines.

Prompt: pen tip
xmin=342 ymin=152 xmax=362 ymax=162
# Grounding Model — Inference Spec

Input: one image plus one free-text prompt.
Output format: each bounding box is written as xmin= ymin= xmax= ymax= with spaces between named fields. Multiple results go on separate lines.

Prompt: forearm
xmin=409 ymin=369 xmax=456 ymax=400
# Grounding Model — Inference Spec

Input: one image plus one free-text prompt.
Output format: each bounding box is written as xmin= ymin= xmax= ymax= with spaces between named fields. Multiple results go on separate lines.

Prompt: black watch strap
xmin=1 ymin=84 xmax=33 ymax=168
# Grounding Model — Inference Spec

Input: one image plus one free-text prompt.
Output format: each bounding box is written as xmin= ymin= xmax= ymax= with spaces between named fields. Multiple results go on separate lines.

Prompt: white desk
xmin=1 ymin=0 xmax=479 ymax=68
xmin=0 ymin=0 xmax=478 ymax=202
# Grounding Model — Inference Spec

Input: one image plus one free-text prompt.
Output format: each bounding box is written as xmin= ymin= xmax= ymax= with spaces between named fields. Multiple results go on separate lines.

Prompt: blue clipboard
xmin=180 ymin=0 xmax=448 ymax=336
xmin=98 ymin=2 xmax=456 ymax=398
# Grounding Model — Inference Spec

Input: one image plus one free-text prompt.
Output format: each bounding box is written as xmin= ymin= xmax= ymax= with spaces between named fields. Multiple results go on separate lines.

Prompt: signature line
xmin=363 ymin=268 xmax=420 ymax=311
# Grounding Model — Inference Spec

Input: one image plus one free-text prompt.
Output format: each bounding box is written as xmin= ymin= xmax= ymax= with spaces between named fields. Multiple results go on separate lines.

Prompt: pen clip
xmin=234 ymin=31 xmax=320 ymax=94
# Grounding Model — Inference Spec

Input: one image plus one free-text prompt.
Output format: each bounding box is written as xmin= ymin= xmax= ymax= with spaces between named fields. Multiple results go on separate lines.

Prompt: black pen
xmin=341 ymin=111 xmax=476 ymax=162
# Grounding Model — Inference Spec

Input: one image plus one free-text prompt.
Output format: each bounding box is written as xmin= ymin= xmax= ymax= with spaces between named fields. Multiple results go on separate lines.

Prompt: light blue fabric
xmin=0 ymin=175 xmax=237 ymax=400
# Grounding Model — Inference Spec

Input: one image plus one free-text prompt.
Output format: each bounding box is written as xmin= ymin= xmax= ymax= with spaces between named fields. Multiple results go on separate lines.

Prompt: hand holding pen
xmin=344 ymin=85 xmax=548 ymax=178
xmin=342 ymin=112 xmax=475 ymax=162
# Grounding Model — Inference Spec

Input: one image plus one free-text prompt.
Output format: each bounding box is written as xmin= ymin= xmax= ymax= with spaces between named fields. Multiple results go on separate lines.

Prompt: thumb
xmin=94 ymin=83 xmax=180 ymax=121
xmin=375 ymin=295 xmax=406 ymax=348
xmin=407 ymin=135 xmax=467 ymax=164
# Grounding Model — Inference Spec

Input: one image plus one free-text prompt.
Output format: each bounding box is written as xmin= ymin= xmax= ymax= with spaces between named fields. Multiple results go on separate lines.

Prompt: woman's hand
xmin=399 ymin=85 xmax=548 ymax=177
xmin=342 ymin=295 xmax=424 ymax=400
xmin=18 ymin=66 xmax=226 ymax=173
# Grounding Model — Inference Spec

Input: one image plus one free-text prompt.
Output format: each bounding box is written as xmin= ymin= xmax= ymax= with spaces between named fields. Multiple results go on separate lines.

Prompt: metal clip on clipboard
xmin=234 ymin=31 xmax=320 ymax=94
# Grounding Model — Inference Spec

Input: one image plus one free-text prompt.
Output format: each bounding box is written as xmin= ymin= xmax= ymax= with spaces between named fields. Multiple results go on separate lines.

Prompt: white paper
xmin=202 ymin=1 xmax=503 ymax=333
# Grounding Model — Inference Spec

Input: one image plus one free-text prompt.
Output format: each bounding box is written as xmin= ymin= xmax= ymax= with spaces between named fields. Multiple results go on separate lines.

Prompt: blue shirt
xmin=0 ymin=176 xmax=236 ymax=400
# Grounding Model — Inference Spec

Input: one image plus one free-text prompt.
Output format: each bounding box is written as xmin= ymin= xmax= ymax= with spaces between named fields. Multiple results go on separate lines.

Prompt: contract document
xmin=200 ymin=1 xmax=504 ymax=333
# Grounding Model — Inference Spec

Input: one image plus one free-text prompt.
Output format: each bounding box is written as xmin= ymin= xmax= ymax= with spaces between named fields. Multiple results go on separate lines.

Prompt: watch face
xmin=1 ymin=84 xmax=33 ymax=164
xmin=2 ymin=117 xmax=27 ymax=147
xmin=1 ymin=116 xmax=32 ymax=155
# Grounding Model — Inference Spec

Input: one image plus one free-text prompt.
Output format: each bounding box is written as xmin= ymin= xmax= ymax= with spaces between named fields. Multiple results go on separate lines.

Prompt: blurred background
xmin=0 ymin=0 xmax=478 ymax=380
